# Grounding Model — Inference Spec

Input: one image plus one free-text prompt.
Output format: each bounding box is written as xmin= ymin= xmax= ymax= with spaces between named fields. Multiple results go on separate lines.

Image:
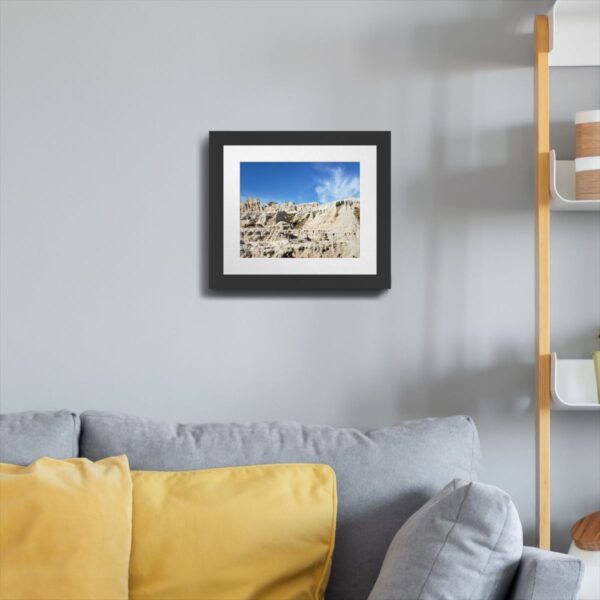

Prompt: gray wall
xmin=1 ymin=0 xmax=598 ymax=551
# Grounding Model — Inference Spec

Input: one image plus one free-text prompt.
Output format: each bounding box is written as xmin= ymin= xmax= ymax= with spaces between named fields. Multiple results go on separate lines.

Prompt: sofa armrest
xmin=508 ymin=546 xmax=583 ymax=600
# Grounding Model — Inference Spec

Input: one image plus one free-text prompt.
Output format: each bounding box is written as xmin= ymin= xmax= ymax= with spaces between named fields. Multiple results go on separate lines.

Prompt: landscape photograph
xmin=239 ymin=162 xmax=360 ymax=259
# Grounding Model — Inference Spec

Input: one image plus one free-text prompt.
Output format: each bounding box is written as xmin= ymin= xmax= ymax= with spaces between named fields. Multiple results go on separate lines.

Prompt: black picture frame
xmin=209 ymin=131 xmax=391 ymax=290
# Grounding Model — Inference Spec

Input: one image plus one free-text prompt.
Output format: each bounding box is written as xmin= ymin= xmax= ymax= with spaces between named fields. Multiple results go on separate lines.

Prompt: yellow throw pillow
xmin=130 ymin=463 xmax=337 ymax=600
xmin=0 ymin=456 xmax=132 ymax=600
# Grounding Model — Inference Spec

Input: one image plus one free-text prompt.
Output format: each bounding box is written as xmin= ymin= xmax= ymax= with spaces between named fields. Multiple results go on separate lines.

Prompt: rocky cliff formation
xmin=240 ymin=198 xmax=360 ymax=259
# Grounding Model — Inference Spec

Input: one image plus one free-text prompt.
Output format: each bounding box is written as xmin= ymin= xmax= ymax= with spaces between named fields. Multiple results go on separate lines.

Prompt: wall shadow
xmin=364 ymin=0 xmax=548 ymax=74
xmin=395 ymin=121 xmax=534 ymax=420
xmin=372 ymin=4 xmax=540 ymax=424
xmin=397 ymin=351 xmax=534 ymax=421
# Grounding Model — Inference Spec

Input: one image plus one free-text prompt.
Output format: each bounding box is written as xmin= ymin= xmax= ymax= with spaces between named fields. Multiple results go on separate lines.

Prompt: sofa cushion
xmin=368 ymin=479 xmax=523 ymax=600
xmin=80 ymin=411 xmax=481 ymax=600
xmin=130 ymin=464 xmax=337 ymax=600
xmin=0 ymin=410 xmax=80 ymax=465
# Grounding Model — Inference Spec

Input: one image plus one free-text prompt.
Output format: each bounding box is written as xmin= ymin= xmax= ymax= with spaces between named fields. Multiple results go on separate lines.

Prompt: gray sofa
xmin=0 ymin=410 xmax=583 ymax=600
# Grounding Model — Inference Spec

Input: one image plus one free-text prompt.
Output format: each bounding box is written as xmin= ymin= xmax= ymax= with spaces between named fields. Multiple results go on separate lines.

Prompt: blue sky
xmin=240 ymin=162 xmax=360 ymax=204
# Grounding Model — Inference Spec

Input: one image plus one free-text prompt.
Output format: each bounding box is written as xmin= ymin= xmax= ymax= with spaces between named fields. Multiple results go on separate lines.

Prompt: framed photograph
xmin=209 ymin=131 xmax=390 ymax=290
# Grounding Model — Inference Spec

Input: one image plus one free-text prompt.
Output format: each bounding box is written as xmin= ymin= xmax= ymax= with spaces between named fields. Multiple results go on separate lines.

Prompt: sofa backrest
xmin=0 ymin=410 xmax=80 ymax=465
xmin=80 ymin=411 xmax=481 ymax=600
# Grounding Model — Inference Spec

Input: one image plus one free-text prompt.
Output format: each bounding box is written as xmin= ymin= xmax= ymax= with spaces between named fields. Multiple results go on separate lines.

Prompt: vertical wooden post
xmin=534 ymin=14 xmax=551 ymax=550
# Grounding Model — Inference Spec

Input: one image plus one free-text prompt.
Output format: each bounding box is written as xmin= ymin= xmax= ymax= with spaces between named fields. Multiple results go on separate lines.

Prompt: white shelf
xmin=549 ymin=151 xmax=600 ymax=211
xmin=551 ymin=353 xmax=600 ymax=411
xmin=548 ymin=0 xmax=600 ymax=66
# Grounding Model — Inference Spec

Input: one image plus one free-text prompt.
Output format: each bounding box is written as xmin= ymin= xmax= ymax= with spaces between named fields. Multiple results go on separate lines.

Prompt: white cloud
xmin=315 ymin=167 xmax=359 ymax=203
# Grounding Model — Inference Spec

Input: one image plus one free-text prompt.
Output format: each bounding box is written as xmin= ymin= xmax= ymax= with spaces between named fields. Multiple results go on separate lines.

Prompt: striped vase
xmin=576 ymin=110 xmax=600 ymax=200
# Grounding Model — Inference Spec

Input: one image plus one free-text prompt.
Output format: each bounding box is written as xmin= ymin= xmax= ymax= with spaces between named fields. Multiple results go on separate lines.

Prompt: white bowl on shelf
xmin=551 ymin=354 xmax=600 ymax=410
xmin=549 ymin=151 xmax=600 ymax=210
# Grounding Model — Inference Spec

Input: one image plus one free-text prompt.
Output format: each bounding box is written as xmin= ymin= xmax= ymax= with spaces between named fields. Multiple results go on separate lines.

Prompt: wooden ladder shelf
xmin=534 ymin=0 xmax=600 ymax=550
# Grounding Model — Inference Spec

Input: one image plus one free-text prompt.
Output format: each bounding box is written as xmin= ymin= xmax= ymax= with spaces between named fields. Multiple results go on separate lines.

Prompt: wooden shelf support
xmin=534 ymin=14 xmax=551 ymax=551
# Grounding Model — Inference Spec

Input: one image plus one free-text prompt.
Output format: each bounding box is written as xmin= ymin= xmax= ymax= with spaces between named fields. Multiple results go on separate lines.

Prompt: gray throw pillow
xmin=368 ymin=479 xmax=523 ymax=600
